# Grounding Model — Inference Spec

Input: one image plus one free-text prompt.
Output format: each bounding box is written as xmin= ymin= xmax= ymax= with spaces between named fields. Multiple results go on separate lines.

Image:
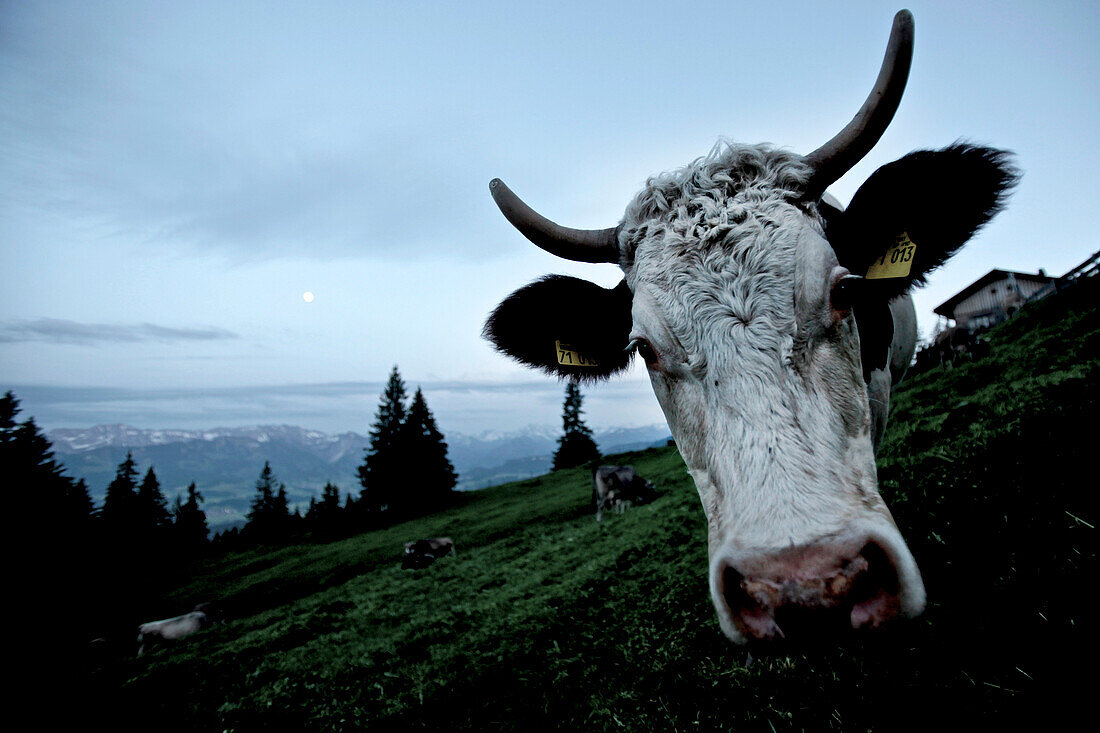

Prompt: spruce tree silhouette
xmin=173 ymin=482 xmax=209 ymax=550
xmin=1 ymin=391 xmax=97 ymax=676
xmin=0 ymin=391 xmax=16 ymax=429
xmin=309 ymin=482 xmax=343 ymax=537
xmin=67 ymin=478 xmax=95 ymax=525
xmin=137 ymin=466 xmax=172 ymax=532
xmin=1 ymin=393 xmax=90 ymax=524
xmin=245 ymin=461 xmax=290 ymax=543
xmin=358 ymin=366 xmax=409 ymax=520
xmin=319 ymin=481 xmax=341 ymax=516
xmin=401 ymin=387 xmax=457 ymax=512
xmin=102 ymin=452 xmax=141 ymax=538
xmin=0 ymin=391 xmax=19 ymax=467
xmin=552 ymin=381 xmax=602 ymax=471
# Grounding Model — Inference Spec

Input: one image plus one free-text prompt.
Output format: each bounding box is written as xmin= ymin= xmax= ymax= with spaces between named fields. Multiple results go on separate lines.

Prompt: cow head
xmin=483 ymin=11 xmax=1017 ymax=643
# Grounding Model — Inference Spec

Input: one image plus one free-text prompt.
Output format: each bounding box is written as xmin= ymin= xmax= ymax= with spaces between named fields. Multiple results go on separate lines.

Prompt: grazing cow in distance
xmin=914 ymin=325 xmax=990 ymax=374
xmin=592 ymin=465 xmax=657 ymax=521
xmin=402 ymin=537 xmax=456 ymax=569
xmin=933 ymin=325 xmax=991 ymax=367
xmin=137 ymin=609 xmax=209 ymax=656
xmin=483 ymin=10 xmax=1018 ymax=643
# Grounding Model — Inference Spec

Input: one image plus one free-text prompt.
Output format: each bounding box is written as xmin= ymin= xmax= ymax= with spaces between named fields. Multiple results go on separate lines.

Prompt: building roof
xmin=933 ymin=269 xmax=1054 ymax=317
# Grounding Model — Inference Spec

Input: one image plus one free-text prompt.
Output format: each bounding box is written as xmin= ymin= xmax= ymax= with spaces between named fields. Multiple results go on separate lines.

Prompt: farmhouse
xmin=933 ymin=269 xmax=1054 ymax=330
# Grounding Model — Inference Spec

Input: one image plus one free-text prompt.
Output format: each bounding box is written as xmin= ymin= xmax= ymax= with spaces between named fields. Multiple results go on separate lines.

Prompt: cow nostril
xmin=848 ymin=541 xmax=903 ymax=630
xmin=722 ymin=564 xmax=747 ymax=610
xmin=720 ymin=563 xmax=784 ymax=640
xmin=852 ymin=542 xmax=900 ymax=599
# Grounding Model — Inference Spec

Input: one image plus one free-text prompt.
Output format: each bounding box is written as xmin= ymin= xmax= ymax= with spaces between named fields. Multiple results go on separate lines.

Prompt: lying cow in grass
xmin=402 ymin=537 xmax=456 ymax=569
xmin=592 ymin=465 xmax=657 ymax=521
xmin=137 ymin=608 xmax=210 ymax=656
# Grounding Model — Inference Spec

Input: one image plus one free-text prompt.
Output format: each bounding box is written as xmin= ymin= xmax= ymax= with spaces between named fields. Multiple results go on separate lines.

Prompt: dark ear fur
xmin=831 ymin=144 xmax=1020 ymax=301
xmin=483 ymin=276 xmax=634 ymax=381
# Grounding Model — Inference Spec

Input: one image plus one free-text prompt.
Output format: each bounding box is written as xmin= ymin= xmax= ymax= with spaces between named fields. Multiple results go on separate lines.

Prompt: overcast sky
xmin=2 ymin=0 xmax=1096 ymax=436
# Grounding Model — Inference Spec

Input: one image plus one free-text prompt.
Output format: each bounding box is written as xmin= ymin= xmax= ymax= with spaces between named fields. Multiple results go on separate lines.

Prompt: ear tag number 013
xmin=866 ymin=232 xmax=916 ymax=279
xmin=556 ymin=340 xmax=599 ymax=367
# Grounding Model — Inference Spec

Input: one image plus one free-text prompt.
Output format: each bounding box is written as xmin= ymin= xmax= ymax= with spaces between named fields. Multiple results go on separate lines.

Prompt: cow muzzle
xmin=709 ymin=529 xmax=926 ymax=643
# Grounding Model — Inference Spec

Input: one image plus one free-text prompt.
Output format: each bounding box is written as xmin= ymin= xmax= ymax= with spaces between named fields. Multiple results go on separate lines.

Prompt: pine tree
xmin=0 ymin=391 xmax=18 ymax=462
xmin=1 ymin=391 xmax=93 ymax=534
xmin=275 ymin=483 xmax=290 ymax=518
xmin=245 ymin=461 xmax=290 ymax=543
xmin=249 ymin=461 xmax=277 ymax=517
xmin=0 ymin=392 xmax=19 ymax=511
xmin=245 ymin=461 xmax=276 ymax=540
xmin=212 ymin=526 xmax=240 ymax=550
xmin=552 ymin=381 xmax=602 ymax=470
xmin=310 ymin=482 xmax=343 ymax=535
xmin=400 ymin=387 xmax=457 ymax=512
xmin=9 ymin=416 xmax=82 ymax=520
xmin=66 ymin=478 xmax=95 ymax=523
xmin=2 ymin=392 xmax=96 ymax=661
xmin=320 ymin=482 xmax=341 ymax=516
xmin=358 ymin=366 xmax=409 ymax=518
xmin=173 ymin=482 xmax=208 ymax=549
xmin=0 ymin=391 xmax=17 ymax=426
xmin=277 ymin=482 xmax=303 ymax=538
xmin=102 ymin=452 xmax=140 ymax=533
xmin=137 ymin=466 xmax=172 ymax=532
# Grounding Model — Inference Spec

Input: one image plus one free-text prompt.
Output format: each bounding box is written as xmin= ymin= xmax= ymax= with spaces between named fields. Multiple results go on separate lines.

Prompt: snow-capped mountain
xmin=49 ymin=424 xmax=363 ymax=459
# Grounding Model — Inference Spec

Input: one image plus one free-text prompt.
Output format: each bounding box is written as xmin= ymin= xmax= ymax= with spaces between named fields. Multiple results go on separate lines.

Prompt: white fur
xmin=617 ymin=142 xmax=925 ymax=641
xmin=137 ymin=611 xmax=207 ymax=656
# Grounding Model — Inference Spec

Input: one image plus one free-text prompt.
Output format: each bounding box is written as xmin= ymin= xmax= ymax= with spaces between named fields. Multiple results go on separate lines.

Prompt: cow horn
xmin=803 ymin=10 xmax=914 ymax=198
xmin=489 ymin=178 xmax=621 ymax=264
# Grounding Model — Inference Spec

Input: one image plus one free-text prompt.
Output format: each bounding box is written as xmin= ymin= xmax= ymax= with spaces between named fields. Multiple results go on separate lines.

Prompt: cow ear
xmin=831 ymin=144 xmax=1019 ymax=301
xmin=483 ymin=275 xmax=634 ymax=381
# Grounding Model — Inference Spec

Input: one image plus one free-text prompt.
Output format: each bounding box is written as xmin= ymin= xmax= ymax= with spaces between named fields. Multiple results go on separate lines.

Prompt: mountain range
xmin=47 ymin=423 xmax=672 ymax=530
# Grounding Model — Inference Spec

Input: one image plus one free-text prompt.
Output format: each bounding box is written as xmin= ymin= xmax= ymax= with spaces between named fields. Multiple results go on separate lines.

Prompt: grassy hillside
xmin=98 ymin=279 xmax=1097 ymax=730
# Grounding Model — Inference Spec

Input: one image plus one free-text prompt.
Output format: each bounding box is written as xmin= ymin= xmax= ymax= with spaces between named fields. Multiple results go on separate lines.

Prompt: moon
xmin=302 ymin=291 xmax=315 ymax=303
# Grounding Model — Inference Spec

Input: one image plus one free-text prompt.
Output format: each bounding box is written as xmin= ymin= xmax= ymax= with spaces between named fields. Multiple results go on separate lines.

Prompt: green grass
xmin=100 ymin=279 xmax=1098 ymax=730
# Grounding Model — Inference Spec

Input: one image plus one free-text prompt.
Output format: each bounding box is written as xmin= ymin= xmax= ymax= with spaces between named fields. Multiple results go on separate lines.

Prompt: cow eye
xmin=830 ymin=274 xmax=864 ymax=315
xmin=628 ymin=338 xmax=659 ymax=367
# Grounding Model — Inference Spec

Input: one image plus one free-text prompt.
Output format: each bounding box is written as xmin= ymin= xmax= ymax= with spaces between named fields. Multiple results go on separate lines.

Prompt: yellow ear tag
xmin=555 ymin=340 xmax=600 ymax=367
xmin=866 ymin=232 xmax=917 ymax=279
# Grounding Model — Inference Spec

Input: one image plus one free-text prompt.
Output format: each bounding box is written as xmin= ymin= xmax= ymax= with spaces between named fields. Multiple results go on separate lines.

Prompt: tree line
xmin=6 ymin=369 xmax=457 ymax=655
xmin=4 ymin=391 xmax=208 ymax=556
xmin=5 ymin=390 xmax=212 ymax=663
xmin=216 ymin=366 xmax=459 ymax=546
xmin=5 ymin=365 xmax=461 ymax=557
xmin=9 ymin=366 xmax=594 ymax=656
xmin=9 ymin=370 xmax=595 ymax=561
xmin=101 ymin=453 xmax=210 ymax=552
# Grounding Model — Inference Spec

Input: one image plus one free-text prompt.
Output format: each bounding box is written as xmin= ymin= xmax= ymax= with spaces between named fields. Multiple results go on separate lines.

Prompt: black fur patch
xmin=482 ymin=276 xmax=634 ymax=381
xmin=831 ymin=144 xmax=1019 ymax=302
xmin=853 ymin=302 xmax=893 ymax=384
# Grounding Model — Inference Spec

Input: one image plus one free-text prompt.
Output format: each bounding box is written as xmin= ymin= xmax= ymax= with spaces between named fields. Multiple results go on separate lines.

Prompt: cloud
xmin=0 ymin=319 xmax=240 ymax=345
xmin=0 ymin=5 xmax=510 ymax=264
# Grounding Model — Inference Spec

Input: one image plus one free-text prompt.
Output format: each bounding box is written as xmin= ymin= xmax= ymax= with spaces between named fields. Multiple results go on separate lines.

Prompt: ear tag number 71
xmin=866 ymin=232 xmax=916 ymax=279
xmin=556 ymin=340 xmax=599 ymax=367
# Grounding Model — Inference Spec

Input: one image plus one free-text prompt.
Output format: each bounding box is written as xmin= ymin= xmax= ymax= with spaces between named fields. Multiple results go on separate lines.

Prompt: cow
xmin=482 ymin=11 xmax=1017 ymax=643
xmin=592 ymin=465 xmax=657 ymax=521
xmin=402 ymin=537 xmax=456 ymax=569
xmin=932 ymin=325 xmax=991 ymax=367
xmin=137 ymin=609 xmax=209 ymax=656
